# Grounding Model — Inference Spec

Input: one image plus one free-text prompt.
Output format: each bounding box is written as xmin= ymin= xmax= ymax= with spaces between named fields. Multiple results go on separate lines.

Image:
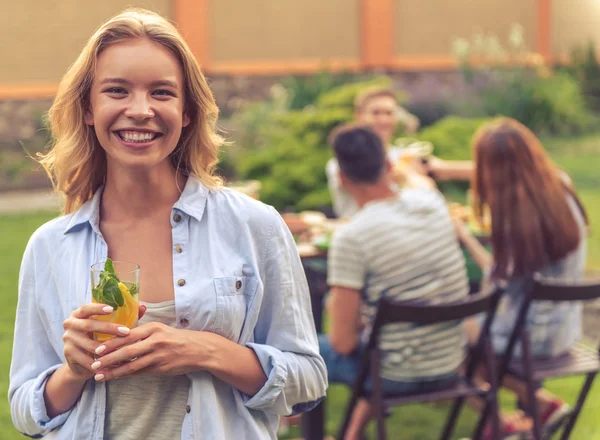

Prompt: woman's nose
xmin=124 ymin=94 xmax=154 ymax=120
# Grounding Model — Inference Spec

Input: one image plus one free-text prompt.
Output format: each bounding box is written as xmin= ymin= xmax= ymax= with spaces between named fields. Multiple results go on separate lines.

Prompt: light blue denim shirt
xmin=9 ymin=177 xmax=327 ymax=439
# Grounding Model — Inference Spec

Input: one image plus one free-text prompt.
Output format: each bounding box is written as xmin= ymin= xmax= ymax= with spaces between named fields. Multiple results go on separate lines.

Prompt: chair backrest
xmin=532 ymin=277 xmax=600 ymax=302
xmin=367 ymin=287 xmax=504 ymax=350
xmin=495 ymin=277 xmax=600 ymax=387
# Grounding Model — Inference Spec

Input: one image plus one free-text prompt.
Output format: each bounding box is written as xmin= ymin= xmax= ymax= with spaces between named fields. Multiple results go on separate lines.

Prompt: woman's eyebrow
xmin=100 ymin=77 xmax=130 ymax=85
xmin=149 ymin=79 xmax=178 ymax=89
xmin=99 ymin=78 xmax=179 ymax=89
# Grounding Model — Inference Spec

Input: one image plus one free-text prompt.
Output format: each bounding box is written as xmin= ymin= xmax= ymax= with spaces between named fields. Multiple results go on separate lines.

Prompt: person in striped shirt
xmin=319 ymin=124 xmax=469 ymax=439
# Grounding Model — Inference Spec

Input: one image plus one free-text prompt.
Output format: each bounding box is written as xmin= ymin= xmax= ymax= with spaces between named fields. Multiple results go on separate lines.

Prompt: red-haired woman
xmin=455 ymin=118 xmax=588 ymax=437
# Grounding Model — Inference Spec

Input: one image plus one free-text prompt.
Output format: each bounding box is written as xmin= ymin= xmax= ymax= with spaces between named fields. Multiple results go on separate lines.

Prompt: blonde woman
xmin=9 ymin=9 xmax=326 ymax=440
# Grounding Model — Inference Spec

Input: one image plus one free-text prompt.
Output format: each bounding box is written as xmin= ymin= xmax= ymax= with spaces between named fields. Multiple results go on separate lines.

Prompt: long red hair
xmin=472 ymin=118 xmax=587 ymax=279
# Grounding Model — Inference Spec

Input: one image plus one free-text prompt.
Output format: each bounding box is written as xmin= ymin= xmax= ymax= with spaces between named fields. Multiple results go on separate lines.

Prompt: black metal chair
xmin=337 ymin=287 xmax=504 ymax=440
xmin=474 ymin=278 xmax=600 ymax=440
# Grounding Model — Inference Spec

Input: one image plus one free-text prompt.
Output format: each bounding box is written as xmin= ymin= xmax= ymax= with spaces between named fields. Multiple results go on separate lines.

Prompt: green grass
xmin=1 ymin=133 xmax=600 ymax=439
xmin=0 ymin=211 xmax=58 ymax=439
xmin=545 ymin=133 xmax=600 ymax=270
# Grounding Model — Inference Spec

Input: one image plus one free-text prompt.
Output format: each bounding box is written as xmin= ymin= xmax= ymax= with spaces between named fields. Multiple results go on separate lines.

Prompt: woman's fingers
xmin=95 ymin=353 xmax=155 ymax=382
xmin=138 ymin=304 xmax=147 ymax=320
xmin=65 ymin=316 xmax=131 ymax=337
xmin=72 ymin=303 xmax=115 ymax=319
xmin=64 ymin=331 xmax=103 ymax=356
xmin=64 ymin=348 xmax=96 ymax=376
xmin=96 ymin=323 xmax=156 ymax=355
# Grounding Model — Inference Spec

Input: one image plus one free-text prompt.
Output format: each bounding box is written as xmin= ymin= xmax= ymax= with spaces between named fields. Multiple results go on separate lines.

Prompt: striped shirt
xmin=327 ymin=187 xmax=469 ymax=381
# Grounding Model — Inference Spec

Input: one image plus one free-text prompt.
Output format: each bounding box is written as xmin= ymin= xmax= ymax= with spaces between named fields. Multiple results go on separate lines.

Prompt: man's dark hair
xmin=330 ymin=124 xmax=386 ymax=184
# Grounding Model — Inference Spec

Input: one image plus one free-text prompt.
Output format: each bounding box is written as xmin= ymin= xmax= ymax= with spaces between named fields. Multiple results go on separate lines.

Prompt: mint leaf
xmin=92 ymin=286 xmax=103 ymax=303
xmin=105 ymin=258 xmax=115 ymax=275
xmin=123 ymin=281 xmax=138 ymax=296
xmin=102 ymin=276 xmax=124 ymax=309
xmin=104 ymin=258 xmax=121 ymax=282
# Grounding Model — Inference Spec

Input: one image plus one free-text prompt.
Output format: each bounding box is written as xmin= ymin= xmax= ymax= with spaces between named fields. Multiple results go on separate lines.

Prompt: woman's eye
xmin=153 ymin=89 xmax=175 ymax=97
xmin=105 ymin=87 xmax=127 ymax=95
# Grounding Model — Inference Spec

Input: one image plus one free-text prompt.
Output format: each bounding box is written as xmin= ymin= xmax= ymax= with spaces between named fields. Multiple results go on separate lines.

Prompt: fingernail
xmin=91 ymin=361 xmax=102 ymax=370
xmin=94 ymin=373 xmax=105 ymax=381
xmin=117 ymin=326 xmax=130 ymax=335
xmin=95 ymin=345 xmax=106 ymax=355
xmin=103 ymin=306 xmax=113 ymax=313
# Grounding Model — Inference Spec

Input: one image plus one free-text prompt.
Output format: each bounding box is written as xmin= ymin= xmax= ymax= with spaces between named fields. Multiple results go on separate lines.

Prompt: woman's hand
xmin=452 ymin=217 xmax=472 ymax=242
xmin=93 ymin=324 xmax=268 ymax=397
xmin=62 ymin=303 xmax=147 ymax=379
xmin=90 ymin=323 xmax=208 ymax=381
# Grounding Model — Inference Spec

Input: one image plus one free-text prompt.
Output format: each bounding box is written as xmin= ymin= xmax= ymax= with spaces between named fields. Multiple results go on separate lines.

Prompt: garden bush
xmin=234 ymin=77 xmax=397 ymax=211
xmin=417 ymin=116 xmax=494 ymax=160
xmin=451 ymin=23 xmax=595 ymax=135
xmin=281 ymin=70 xmax=366 ymax=110
xmin=474 ymin=71 xmax=594 ymax=135
xmin=563 ymin=41 xmax=600 ymax=113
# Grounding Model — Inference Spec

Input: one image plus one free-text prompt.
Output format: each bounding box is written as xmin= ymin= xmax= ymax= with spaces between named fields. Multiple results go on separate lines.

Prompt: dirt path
xmin=0 ymin=189 xmax=62 ymax=214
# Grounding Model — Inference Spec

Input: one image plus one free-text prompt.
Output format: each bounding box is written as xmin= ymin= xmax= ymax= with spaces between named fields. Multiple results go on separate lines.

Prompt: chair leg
xmin=559 ymin=372 xmax=597 ymax=440
xmin=439 ymin=397 xmax=465 ymax=440
xmin=337 ymin=388 xmax=361 ymax=440
xmin=472 ymin=400 xmax=490 ymax=440
xmin=470 ymin=339 xmax=500 ymax=440
xmin=484 ymin=339 xmax=500 ymax=440
xmin=371 ymin=351 xmax=387 ymax=440
xmin=521 ymin=331 xmax=542 ymax=440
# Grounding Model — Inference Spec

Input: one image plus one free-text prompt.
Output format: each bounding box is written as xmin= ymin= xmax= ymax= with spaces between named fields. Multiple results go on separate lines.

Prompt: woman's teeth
xmin=118 ymin=131 xmax=158 ymax=143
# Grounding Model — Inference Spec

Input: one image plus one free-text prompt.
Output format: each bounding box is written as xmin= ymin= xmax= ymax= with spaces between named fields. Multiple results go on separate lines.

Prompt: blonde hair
xmin=40 ymin=8 xmax=224 ymax=214
xmin=353 ymin=86 xmax=398 ymax=112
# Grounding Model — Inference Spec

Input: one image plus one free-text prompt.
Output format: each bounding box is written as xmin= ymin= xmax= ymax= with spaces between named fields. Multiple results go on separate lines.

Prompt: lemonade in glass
xmin=91 ymin=259 xmax=140 ymax=342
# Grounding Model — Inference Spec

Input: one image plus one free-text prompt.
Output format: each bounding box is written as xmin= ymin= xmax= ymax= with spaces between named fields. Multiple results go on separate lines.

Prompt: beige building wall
xmin=0 ymin=1 xmax=171 ymax=84
xmin=552 ymin=0 xmax=600 ymax=56
xmin=394 ymin=0 xmax=536 ymax=55
xmin=210 ymin=0 xmax=359 ymax=61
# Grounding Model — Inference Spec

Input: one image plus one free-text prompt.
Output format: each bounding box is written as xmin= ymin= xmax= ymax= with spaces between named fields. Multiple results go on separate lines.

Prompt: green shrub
xmin=417 ymin=116 xmax=494 ymax=160
xmin=564 ymin=41 xmax=600 ymax=112
xmin=235 ymin=78 xmax=396 ymax=211
xmin=281 ymin=70 xmax=364 ymax=110
xmin=450 ymin=24 xmax=595 ymax=135
xmin=475 ymin=71 xmax=594 ymax=135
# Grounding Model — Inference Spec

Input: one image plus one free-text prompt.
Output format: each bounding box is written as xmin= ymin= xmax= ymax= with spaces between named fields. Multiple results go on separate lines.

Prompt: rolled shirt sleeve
xmin=243 ymin=208 xmax=328 ymax=415
xmin=9 ymin=237 xmax=72 ymax=437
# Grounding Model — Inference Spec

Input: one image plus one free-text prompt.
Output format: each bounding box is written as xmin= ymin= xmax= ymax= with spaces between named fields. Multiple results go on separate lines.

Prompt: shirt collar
xmin=63 ymin=176 xmax=210 ymax=235
xmin=64 ymin=185 xmax=104 ymax=235
xmin=173 ymin=176 xmax=209 ymax=222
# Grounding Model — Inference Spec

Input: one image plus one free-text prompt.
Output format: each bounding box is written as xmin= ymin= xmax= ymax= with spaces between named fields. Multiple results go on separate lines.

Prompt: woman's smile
xmin=113 ymin=129 xmax=163 ymax=149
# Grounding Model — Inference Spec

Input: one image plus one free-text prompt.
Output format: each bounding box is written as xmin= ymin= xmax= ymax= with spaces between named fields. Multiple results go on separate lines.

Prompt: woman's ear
xmin=84 ymin=106 xmax=94 ymax=126
xmin=182 ymin=112 xmax=191 ymax=128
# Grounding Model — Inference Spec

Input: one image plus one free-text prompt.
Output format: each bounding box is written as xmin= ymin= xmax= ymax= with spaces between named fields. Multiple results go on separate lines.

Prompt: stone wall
xmin=0 ymin=99 xmax=52 ymax=144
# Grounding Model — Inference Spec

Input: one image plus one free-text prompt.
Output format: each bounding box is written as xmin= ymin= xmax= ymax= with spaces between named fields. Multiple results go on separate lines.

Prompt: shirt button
xmin=173 ymin=213 xmax=182 ymax=223
xmin=175 ymin=245 xmax=183 ymax=253
xmin=177 ymin=279 xmax=186 ymax=287
xmin=185 ymin=404 xmax=191 ymax=413
xmin=180 ymin=318 xmax=189 ymax=327
xmin=235 ymin=280 xmax=242 ymax=290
